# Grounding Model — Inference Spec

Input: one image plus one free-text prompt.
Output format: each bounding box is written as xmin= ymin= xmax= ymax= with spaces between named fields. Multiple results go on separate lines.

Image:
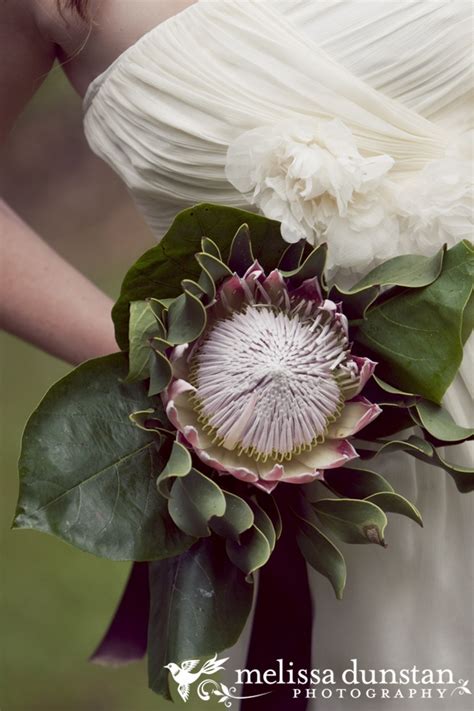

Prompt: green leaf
xmin=352 ymin=247 xmax=445 ymax=291
xmin=355 ymin=241 xmax=474 ymax=403
xmin=352 ymin=434 xmax=434 ymax=459
xmin=461 ymin=289 xmax=474 ymax=345
xmin=353 ymin=435 xmax=474 ymax=494
xmin=431 ymin=451 xmax=474 ymax=494
xmin=331 ymin=248 xmax=445 ymax=320
xmin=166 ymin=290 xmax=206 ymax=345
xmin=201 ymin=237 xmax=222 ymax=260
xmin=249 ymin=500 xmax=276 ymax=551
xmin=278 ymin=240 xmax=305 ymax=271
xmin=148 ymin=346 xmax=173 ymax=397
xmin=14 ymin=354 xmax=193 ymax=560
xmin=168 ymin=469 xmax=227 ymax=538
xmin=228 ymin=223 xmax=254 ymax=275
xmin=148 ymin=537 xmax=254 ymax=699
xmin=365 ymin=492 xmax=423 ymax=527
xmin=126 ymin=300 xmax=163 ymax=382
xmin=195 ymin=252 xmax=232 ymax=287
xmin=372 ymin=375 xmax=417 ymax=398
xmin=226 ymin=524 xmax=272 ymax=577
xmin=361 ymin=405 xmax=417 ymax=440
xmin=180 ymin=277 xmax=210 ymax=301
xmin=129 ymin=408 xmax=173 ymax=435
xmin=255 ymin=492 xmax=283 ymax=540
xmin=113 ymin=204 xmax=287 ymax=350
xmin=322 ymin=467 xmax=394 ymax=499
xmin=293 ymin=511 xmax=346 ymax=600
xmin=282 ymin=243 xmax=327 ymax=287
xmin=416 ymin=399 xmax=473 ymax=443
xmin=209 ymin=490 xmax=254 ymax=542
xmin=312 ymin=498 xmax=388 ymax=546
xmin=156 ymin=440 xmax=193 ymax=498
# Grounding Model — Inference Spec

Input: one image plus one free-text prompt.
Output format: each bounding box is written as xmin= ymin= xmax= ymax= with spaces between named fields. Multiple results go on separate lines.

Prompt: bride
xmin=1 ymin=1 xmax=472 ymax=709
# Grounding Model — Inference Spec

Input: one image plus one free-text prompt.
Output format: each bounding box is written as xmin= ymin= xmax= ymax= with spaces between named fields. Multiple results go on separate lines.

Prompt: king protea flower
xmin=162 ymin=243 xmax=381 ymax=493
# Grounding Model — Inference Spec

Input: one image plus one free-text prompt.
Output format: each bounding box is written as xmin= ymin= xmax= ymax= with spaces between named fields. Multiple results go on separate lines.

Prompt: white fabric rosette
xmin=396 ymin=129 xmax=474 ymax=255
xmin=226 ymin=119 xmax=473 ymax=282
xmin=225 ymin=118 xmax=398 ymax=277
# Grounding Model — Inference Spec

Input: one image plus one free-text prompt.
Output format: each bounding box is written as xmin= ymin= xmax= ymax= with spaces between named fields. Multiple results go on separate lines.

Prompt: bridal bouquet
xmin=14 ymin=204 xmax=473 ymax=703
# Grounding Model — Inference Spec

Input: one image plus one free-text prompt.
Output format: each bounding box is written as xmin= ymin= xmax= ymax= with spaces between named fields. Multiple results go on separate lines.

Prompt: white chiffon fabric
xmin=83 ymin=2 xmax=473 ymax=708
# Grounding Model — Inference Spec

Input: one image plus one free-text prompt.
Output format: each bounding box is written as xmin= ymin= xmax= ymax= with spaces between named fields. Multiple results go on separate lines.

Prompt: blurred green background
xmin=0 ymin=64 xmax=182 ymax=711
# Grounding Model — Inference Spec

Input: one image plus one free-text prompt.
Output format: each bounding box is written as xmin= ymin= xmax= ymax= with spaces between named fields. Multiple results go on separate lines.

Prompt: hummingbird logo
xmin=164 ymin=653 xmax=229 ymax=703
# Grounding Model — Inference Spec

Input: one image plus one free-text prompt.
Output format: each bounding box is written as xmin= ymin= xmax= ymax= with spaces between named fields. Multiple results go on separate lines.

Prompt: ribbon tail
xmin=89 ymin=562 xmax=150 ymax=666
xmin=241 ymin=528 xmax=313 ymax=710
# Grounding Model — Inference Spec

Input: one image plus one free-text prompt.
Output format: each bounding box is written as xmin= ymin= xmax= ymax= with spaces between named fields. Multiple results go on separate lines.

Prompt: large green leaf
xmin=148 ymin=537 xmax=254 ymax=699
xmin=113 ymin=204 xmax=286 ymax=350
xmin=14 ymin=354 xmax=193 ymax=561
xmin=355 ymin=241 xmax=473 ymax=402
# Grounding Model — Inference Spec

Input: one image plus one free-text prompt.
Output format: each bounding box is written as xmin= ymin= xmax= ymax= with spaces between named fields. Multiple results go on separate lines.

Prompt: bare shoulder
xmin=0 ymin=0 xmax=57 ymax=139
xmin=31 ymin=0 xmax=198 ymax=95
xmin=1 ymin=0 xmax=198 ymax=101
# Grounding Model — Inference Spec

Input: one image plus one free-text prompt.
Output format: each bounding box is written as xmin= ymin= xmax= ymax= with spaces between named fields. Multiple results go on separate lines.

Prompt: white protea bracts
xmin=161 ymin=228 xmax=381 ymax=492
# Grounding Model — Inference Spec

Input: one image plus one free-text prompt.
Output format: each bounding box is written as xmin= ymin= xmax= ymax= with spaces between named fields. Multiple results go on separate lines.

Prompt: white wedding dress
xmin=83 ymin=2 xmax=473 ymax=709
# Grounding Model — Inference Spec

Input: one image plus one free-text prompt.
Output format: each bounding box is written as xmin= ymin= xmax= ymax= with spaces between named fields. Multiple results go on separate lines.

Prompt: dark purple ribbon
xmin=241 ymin=526 xmax=313 ymax=710
xmin=89 ymin=562 xmax=150 ymax=665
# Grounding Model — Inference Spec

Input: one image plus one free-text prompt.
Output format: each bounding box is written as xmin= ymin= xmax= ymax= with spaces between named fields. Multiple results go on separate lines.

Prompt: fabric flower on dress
xmin=162 ymin=260 xmax=381 ymax=493
xmin=396 ymin=130 xmax=474 ymax=256
xmin=225 ymin=117 xmax=397 ymax=276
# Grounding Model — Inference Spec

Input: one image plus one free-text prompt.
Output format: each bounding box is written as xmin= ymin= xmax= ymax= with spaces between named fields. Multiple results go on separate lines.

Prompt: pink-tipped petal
xmin=295 ymin=439 xmax=359 ymax=470
xmin=280 ymin=471 xmax=323 ymax=485
xmin=321 ymin=299 xmax=338 ymax=313
xmin=258 ymin=462 xmax=285 ymax=482
xmin=243 ymin=260 xmax=265 ymax=281
xmin=257 ymin=458 xmax=318 ymax=482
xmin=326 ymin=397 xmax=382 ymax=438
xmin=334 ymin=311 xmax=349 ymax=338
xmin=352 ymin=356 xmax=378 ymax=396
xmin=218 ymin=274 xmax=246 ymax=312
xmin=292 ymin=276 xmax=323 ymax=305
xmin=194 ymin=445 xmax=260 ymax=485
xmin=164 ymin=380 xmax=214 ymax=450
xmin=260 ymin=269 xmax=288 ymax=305
xmin=254 ymin=479 xmax=280 ymax=494
xmin=163 ymin=378 xmax=195 ymax=407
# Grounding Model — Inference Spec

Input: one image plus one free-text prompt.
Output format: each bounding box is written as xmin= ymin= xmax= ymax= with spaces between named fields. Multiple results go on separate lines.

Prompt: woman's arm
xmin=0 ymin=201 xmax=118 ymax=364
xmin=0 ymin=1 xmax=118 ymax=364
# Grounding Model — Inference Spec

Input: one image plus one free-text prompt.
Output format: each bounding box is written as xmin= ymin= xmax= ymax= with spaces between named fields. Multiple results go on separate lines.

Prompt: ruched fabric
xmin=83 ymin=0 xmax=472 ymax=237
